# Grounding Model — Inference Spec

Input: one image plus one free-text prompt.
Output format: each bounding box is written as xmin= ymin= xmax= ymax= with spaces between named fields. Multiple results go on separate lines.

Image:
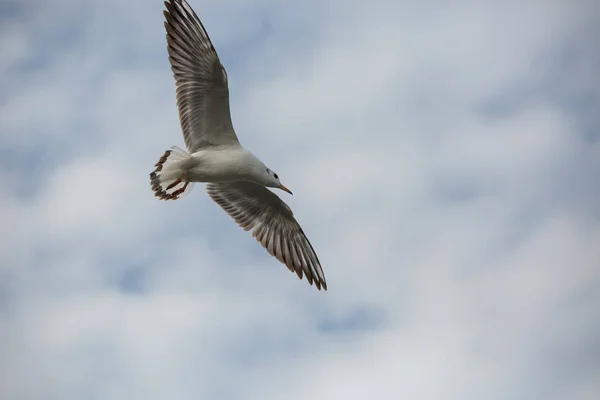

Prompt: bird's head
xmin=264 ymin=167 xmax=293 ymax=195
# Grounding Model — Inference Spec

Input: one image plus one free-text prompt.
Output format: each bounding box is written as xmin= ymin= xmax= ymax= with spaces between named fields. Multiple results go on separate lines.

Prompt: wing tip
xmin=308 ymin=274 xmax=328 ymax=291
xmin=292 ymin=262 xmax=327 ymax=291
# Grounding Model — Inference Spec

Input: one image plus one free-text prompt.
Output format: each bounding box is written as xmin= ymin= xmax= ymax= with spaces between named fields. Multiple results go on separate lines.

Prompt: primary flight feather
xmin=150 ymin=0 xmax=327 ymax=290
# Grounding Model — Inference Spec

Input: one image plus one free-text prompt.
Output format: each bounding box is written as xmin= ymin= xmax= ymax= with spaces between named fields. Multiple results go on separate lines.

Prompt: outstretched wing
xmin=207 ymin=182 xmax=327 ymax=291
xmin=164 ymin=0 xmax=240 ymax=151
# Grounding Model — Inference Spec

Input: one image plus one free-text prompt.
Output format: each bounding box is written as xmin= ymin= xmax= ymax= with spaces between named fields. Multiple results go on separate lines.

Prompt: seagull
xmin=150 ymin=0 xmax=327 ymax=290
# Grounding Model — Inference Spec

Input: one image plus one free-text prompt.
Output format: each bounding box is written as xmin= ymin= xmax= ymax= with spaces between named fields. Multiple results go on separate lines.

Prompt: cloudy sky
xmin=1 ymin=0 xmax=599 ymax=399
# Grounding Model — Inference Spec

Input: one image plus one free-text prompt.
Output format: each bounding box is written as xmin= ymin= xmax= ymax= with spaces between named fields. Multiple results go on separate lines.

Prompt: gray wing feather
xmin=164 ymin=0 xmax=239 ymax=151
xmin=206 ymin=182 xmax=327 ymax=291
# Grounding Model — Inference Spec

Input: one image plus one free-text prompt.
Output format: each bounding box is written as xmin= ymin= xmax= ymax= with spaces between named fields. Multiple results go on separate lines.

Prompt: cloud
xmin=1 ymin=0 xmax=599 ymax=399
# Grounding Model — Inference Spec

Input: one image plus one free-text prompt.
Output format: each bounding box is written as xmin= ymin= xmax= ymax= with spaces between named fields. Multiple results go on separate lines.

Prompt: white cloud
xmin=1 ymin=0 xmax=598 ymax=399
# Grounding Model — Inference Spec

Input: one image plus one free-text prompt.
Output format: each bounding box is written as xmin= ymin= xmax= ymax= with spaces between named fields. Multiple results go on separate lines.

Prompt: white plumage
xmin=150 ymin=0 xmax=327 ymax=290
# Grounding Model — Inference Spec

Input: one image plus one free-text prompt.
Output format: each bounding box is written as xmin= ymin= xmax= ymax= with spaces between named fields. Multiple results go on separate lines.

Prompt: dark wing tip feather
xmin=164 ymin=0 xmax=217 ymax=54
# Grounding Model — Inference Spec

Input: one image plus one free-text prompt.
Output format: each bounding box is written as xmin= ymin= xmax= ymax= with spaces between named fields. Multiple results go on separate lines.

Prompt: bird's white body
xmin=179 ymin=146 xmax=265 ymax=184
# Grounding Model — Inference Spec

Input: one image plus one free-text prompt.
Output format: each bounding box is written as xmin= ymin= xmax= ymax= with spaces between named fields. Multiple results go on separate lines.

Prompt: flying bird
xmin=150 ymin=0 xmax=327 ymax=290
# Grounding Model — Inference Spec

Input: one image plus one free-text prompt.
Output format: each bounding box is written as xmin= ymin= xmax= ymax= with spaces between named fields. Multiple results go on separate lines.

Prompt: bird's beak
xmin=279 ymin=184 xmax=293 ymax=195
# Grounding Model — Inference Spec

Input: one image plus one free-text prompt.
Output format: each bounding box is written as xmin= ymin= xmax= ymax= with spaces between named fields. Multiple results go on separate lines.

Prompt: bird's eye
xmin=274 ymin=173 xmax=279 ymax=179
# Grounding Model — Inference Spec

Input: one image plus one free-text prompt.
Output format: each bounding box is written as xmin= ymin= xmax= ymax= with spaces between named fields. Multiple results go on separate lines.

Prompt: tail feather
xmin=150 ymin=146 xmax=195 ymax=200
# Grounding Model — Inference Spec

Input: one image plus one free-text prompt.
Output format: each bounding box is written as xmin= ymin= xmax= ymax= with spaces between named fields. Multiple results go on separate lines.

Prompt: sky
xmin=1 ymin=0 xmax=599 ymax=399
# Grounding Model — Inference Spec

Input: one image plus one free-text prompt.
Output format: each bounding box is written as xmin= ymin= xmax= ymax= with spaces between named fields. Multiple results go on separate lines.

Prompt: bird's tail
xmin=149 ymin=146 xmax=195 ymax=200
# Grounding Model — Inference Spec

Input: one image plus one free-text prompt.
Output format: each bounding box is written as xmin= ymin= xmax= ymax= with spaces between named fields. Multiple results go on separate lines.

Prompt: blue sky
xmin=1 ymin=0 xmax=599 ymax=399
